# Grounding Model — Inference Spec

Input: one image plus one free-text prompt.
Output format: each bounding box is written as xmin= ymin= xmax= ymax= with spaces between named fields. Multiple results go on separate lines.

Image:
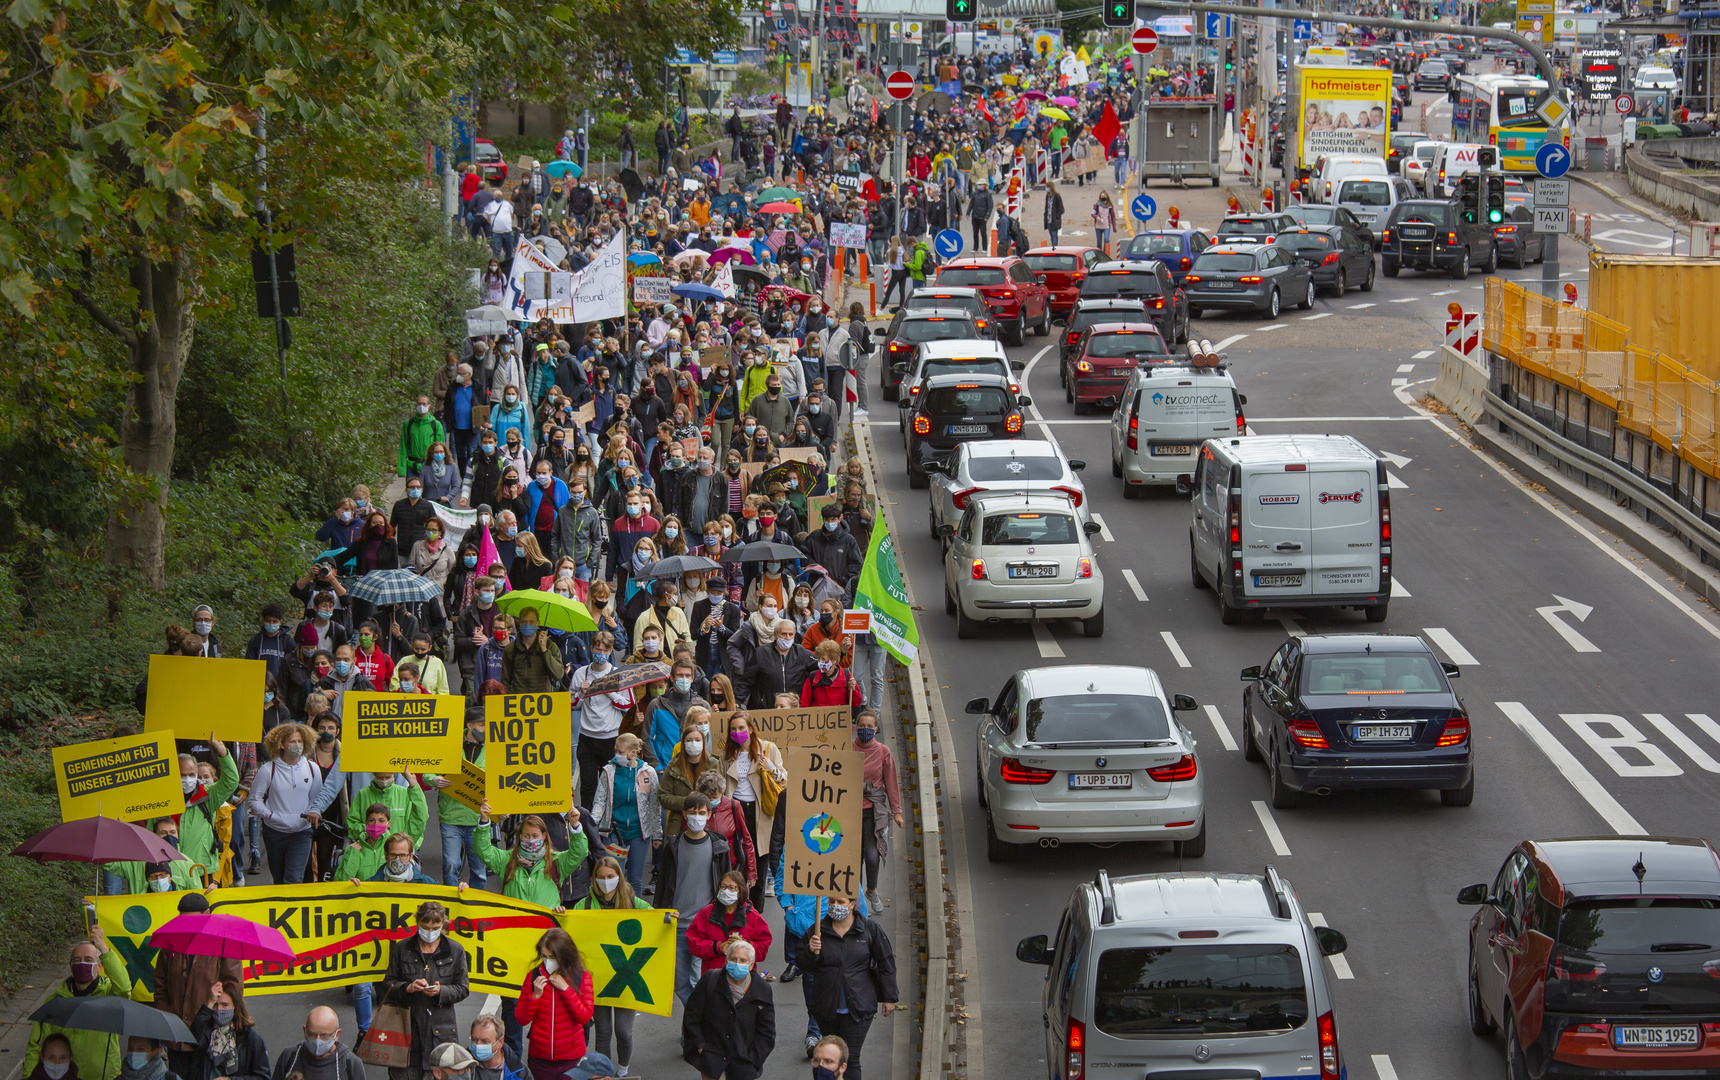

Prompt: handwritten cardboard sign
xmin=782 ymin=746 xmax=863 ymax=899
xmin=743 ymin=705 xmax=852 ymax=749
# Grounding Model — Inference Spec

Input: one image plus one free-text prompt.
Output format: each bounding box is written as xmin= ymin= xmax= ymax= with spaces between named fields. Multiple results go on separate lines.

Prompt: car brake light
xmin=1447 ymin=231 xmax=1459 ymax=245
xmin=1185 ymin=274 xmax=1203 ymax=283
xmin=1152 ymin=297 xmax=1165 ymax=310
xmin=1380 ymin=469 xmax=1392 ymax=583
xmin=909 ymin=385 xmax=920 ymax=396
xmin=1076 ymin=360 xmax=1093 ymax=373
xmin=971 ymin=558 xmax=986 ymax=580
xmin=1005 ymin=413 xmax=1024 ymax=434
xmin=1001 ymin=757 xmax=1056 ymax=785
xmin=913 ymin=416 xmax=931 ymax=436
xmin=1551 ymin=953 xmax=1607 ymax=981
xmin=1704 ymin=959 xmax=1720 ymax=979
xmin=1147 ymin=754 xmax=1197 ymax=781
xmin=1077 ymin=556 xmax=1092 ymax=579
xmin=1127 ymin=414 xmax=1138 ymax=451
xmin=1179 ymin=257 xmax=1191 ymax=270
xmin=1437 ymin=717 xmax=1470 ymax=746
xmin=1496 ymin=225 xmax=1517 ymax=234
xmin=1236 ymin=407 xmax=1246 ymax=434
xmin=1228 ymin=485 xmax=1242 ymax=582
xmin=889 ymin=342 xmax=907 ymax=352
xmin=1321 ymin=252 xmax=1341 ymax=266
xmin=1066 ymin=1017 xmax=1085 ymax=1080
xmin=1382 ymin=229 xmax=1392 ymax=242
xmin=1071 ymin=272 xmax=1085 ymax=283
xmin=951 ymin=486 xmax=984 ymax=510
xmin=1318 ymin=1012 xmax=1340 ymax=1080
xmin=1288 ymin=718 xmax=1328 ymax=749
xmin=1239 ymin=275 xmax=1263 ymax=283
xmin=1066 ymin=331 xmax=1080 ymax=344
xmin=1051 ymin=485 xmax=1083 ymax=508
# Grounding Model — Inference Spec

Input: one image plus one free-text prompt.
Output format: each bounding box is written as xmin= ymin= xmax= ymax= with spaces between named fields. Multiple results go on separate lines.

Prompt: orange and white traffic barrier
xmin=1227 ymin=195 xmax=1240 ymax=214
xmin=1445 ymin=303 xmax=1480 ymax=357
xmin=1262 ymin=187 xmax=1275 ymax=211
xmin=1563 ymin=283 xmax=1578 ymax=306
xmin=1168 ymin=205 xmax=1180 ymax=228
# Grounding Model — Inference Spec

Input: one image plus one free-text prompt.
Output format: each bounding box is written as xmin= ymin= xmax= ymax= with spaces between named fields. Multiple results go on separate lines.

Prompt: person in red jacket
xmin=687 ymin=869 xmax=774 ymax=975
xmin=695 ymin=770 xmax=759 ymax=887
xmin=513 ymin=929 xmax=596 ymax=1080
xmin=800 ymin=640 xmax=863 ymax=710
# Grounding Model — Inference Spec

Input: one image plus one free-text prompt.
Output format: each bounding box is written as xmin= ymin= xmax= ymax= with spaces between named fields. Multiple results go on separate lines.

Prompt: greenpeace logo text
xmin=1318 ymin=490 xmax=1364 ymax=504
xmin=1258 ymin=494 xmax=1300 ymax=505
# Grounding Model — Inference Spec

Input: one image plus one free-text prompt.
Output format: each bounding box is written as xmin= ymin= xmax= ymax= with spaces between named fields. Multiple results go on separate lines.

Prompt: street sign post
xmin=1534 ymin=206 xmax=1569 ymax=233
xmin=934 ymin=229 xmax=964 ymax=258
xmin=1533 ymin=142 xmax=1571 ymax=178
xmin=1131 ymin=194 xmax=1157 ymax=222
xmin=885 ymin=69 xmax=915 ymax=100
xmin=1533 ymin=179 xmax=1569 ymax=206
xmin=1614 ymin=94 xmax=1634 ymax=115
xmin=1131 ymin=27 xmax=1158 ymax=54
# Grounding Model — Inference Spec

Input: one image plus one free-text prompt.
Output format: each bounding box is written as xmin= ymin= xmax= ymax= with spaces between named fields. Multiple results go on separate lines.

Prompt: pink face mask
xmin=366 ymin=821 xmax=389 ymax=840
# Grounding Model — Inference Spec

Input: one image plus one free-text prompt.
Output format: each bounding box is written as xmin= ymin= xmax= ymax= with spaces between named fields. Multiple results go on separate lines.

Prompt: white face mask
xmin=541 ymin=957 xmax=559 ymax=974
xmin=684 ymin=739 xmax=704 ymax=757
xmin=717 ymin=887 xmax=740 ymax=906
xmin=594 ymin=876 xmax=620 ymax=894
xmin=684 ymin=813 xmax=709 ymax=832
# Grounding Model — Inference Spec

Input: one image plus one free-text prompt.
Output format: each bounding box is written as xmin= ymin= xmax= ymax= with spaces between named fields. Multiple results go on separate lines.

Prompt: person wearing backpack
xmin=843 ymin=302 xmax=873 ymax=417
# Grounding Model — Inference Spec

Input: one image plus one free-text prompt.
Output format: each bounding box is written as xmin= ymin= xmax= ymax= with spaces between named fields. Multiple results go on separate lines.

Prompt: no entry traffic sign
xmin=885 ymin=70 xmax=915 ymax=101
xmin=1132 ymin=27 xmax=1158 ymax=54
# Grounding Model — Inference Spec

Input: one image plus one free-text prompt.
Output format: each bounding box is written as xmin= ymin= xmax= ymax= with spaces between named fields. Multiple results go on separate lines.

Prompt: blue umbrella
xmin=672 ymin=283 xmax=724 ymax=302
xmin=543 ymin=159 xmax=582 ymax=179
xmin=628 ymin=251 xmax=662 ymax=266
xmin=346 ymin=568 xmax=442 ymax=605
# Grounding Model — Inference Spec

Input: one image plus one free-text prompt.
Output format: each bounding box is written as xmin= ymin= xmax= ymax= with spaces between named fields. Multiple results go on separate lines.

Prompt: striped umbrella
xmin=345 ymin=568 xmax=441 ymax=605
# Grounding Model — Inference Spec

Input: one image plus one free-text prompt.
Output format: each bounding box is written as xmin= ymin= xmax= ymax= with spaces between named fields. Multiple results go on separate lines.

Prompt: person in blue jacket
xmin=524 ymin=460 xmax=570 ymax=559
xmin=775 ymin=862 xmax=870 ymax=1059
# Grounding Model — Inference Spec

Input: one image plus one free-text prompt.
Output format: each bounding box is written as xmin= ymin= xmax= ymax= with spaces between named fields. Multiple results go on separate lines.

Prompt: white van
xmin=1426 ymin=142 xmax=1490 ymax=197
xmin=1109 ymin=365 xmax=1245 ymax=495
xmin=1312 ymin=155 xmax=1389 ymax=204
xmin=1335 ymin=174 xmax=1419 ymax=238
xmin=1188 ymin=434 xmax=1392 ymax=624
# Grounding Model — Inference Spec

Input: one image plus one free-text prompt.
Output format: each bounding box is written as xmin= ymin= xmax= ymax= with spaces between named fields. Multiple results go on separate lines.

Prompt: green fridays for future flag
xmin=853 ymin=514 xmax=919 ymax=665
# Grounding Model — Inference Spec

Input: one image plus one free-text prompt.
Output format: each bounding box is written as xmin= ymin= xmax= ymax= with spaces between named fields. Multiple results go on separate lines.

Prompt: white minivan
xmin=1189 ymin=434 xmax=1392 ymax=624
xmin=1109 ymin=365 xmax=1245 ymax=496
xmin=1311 ymin=154 xmax=1389 ymax=204
xmin=1425 ymin=142 xmax=1491 ymax=197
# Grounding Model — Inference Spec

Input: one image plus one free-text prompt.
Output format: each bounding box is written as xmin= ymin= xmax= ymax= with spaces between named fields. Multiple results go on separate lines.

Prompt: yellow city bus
xmin=1451 ymin=72 xmax=1567 ymax=173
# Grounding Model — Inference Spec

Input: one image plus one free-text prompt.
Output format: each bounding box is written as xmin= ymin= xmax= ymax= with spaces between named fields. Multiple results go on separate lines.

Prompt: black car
xmin=1076 ymin=260 xmax=1189 ymax=345
xmin=879 ymin=309 xmax=982 ymax=400
xmin=1214 ymin=212 xmax=1299 ymax=244
xmin=1183 ymin=243 xmax=1316 ymax=320
xmin=1386 ymin=128 xmax=1427 ymax=173
xmin=1284 ymin=203 xmax=1376 ymax=248
xmin=1493 ymin=205 xmax=1546 ymax=268
xmin=1275 ymin=225 xmax=1377 ymax=296
xmin=891 ymin=286 xmax=1000 ymax=340
xmin=907 ymin=372 xmax=1030 ymax=489
xmin=1381 ymin=199 xmax=1496 ymax=279
xmin=1059 ymin=298 xmax=1153 ymax=379
xmin=1241 ymin=633 xmax=1474 ymax=808
xmin=1414 ymin=59 xmax=1451 ymax=91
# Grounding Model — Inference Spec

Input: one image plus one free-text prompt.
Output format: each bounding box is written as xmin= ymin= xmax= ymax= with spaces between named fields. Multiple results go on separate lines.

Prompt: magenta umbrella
xmin=1022 ymin=89 xmax=1049 ymax=101
xmin=1052 ymin=95 xmax=1078 ymax=108
xmin=11 ymin=816 xmax=185 ymax=865
xmin=709 ymin=248 xmax=756 ymax=266
xmin=149 ymin=912 xmax=296 ymax=963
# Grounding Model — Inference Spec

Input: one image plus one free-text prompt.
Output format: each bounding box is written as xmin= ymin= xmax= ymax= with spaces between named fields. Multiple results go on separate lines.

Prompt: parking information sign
xmin=1534 ymin=206 xmax=1569 ymax=234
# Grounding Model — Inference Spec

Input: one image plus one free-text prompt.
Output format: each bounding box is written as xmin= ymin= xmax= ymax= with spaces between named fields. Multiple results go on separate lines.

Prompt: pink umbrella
xmin=1022 ymin=90 xmax=1049 ymax=101
xmin=709 ymin=248 xmax=756 ymax=266
xmin=149 ymin=912 xmax=297 ymax=963
xmin=1052 ymin=95 xmax=1078 ymax=108
xmin=11 ymin=816 xmax=184 ymax=865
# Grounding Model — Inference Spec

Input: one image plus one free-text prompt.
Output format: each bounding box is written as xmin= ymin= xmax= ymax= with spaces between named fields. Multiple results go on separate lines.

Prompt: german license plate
xmin=1009 ymin=564 xmax=1057 ymax=579
xmin=1206 ymin=281 xmax=1236 ymax=289
xmin=1352 ymin=724 xmax=1415 ymax=741
xmin=1151 ymin=444 xmax=1193 ymax=456
xmin=1613 ymin=1025 xmax=1700 ymax=1049
xmin=1069 ymin=773 xmax=1132 ymax=789
xmin=1401 ymin=226 xmax=1434 ymax=238
xmin=949 ymin=424 xmax=988 ymax=435
xmin=1254 ymin=573 xmax=1303 ymax=587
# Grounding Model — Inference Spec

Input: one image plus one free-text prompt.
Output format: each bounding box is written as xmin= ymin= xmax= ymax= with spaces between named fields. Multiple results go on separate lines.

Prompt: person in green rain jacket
xmin=335 ymin=804 xmax=398 ymax=882
xmin=344 ymin=771 xmax=429 ymax=846
xmin=468 ymin=802 xmax=589 ymax=910
xmin=112 ymin=818 xmax=207 ymax=894
xmin=171 ymin=738 xmax=239 ymax=876
xmin=26 ymin=928 xmax=132 ymax=1080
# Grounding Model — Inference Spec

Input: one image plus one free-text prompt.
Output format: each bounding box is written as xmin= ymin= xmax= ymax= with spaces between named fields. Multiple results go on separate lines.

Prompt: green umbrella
xmin=756 ymin=186 xmax=799 ymax=203
xmin=495 ymin=589 xmax=597 ymax=632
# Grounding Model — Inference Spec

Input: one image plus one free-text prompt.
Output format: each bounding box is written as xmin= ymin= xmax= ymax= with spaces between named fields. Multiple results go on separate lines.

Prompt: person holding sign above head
xmin=801 ymin=891 xmax=898 ymax=1080
xmin=344 ymin=768 xmax=427 ymax=849
xmin=378 ymin=901 xmax=469 ymax=1080
xmin=26 ymin=925 xmax=130 ymax=1080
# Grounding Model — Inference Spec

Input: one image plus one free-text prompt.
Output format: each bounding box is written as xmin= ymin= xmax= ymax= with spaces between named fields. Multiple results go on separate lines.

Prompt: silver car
xmin=968 ymin=664 xmax=1206 ymax=862
xmin=924 ymin=438 xmax=1090 ymax=541
xmin=1017 ymin=867 xmax=1350 ymax=1080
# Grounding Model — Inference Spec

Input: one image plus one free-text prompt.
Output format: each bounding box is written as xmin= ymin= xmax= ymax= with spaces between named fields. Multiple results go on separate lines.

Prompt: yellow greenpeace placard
xmin=485 ymin=692 xmax=574 ymax=815
xmin=447 ymin=757 xmax=486 ymax=812
xmin=94 ymin=883 xmax=677 ymax=1015
xmin=143 ymin=654 xmax=266 ymax=743
xmin=53 ymin=730 xmax=184 ymax=823
xmin=342 ymin=693 xmax=464 ymax=774
xmin=1298 ymin=67 xmax=1393 ymax=168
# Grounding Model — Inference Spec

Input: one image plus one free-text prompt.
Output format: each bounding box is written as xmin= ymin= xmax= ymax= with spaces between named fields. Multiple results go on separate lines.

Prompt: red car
xmin=935 ymin=256 xmax=1051 ymax=346
xmin=1063 ymin=323 xmax=1170 ymax=413
xmin=472 ymin=137 xmax=508 ymax=183
xmin=1024 ymin=246 xmax=1106 ymax=320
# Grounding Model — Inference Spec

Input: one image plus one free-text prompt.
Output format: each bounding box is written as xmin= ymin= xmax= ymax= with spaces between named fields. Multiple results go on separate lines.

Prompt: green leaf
xmin=0 ymin=270 xmax=40 ymax=315
xmin=5 ymin=0 xmax=46 ymax=27
xmin=209 ymin=180 xmax=246 ymax=217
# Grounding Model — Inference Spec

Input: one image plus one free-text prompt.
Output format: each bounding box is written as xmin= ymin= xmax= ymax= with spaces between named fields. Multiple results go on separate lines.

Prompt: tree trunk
xmin=103 ymin=248 xmax=193 ymax=588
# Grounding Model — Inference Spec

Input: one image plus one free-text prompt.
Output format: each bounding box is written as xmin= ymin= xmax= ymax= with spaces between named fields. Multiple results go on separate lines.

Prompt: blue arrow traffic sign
xmin=1131 ymin=195 xmax=1157 ymax=223
xmin=1204 ymin=12 xmax=1232 ymax=37
xmin=1534 ymin=142 xmax=1571 ymax=178
xmin=934 ymin=229 xmax=964 ymax=258
xmin=1292 ymin=18 xmax=1314 ymax=40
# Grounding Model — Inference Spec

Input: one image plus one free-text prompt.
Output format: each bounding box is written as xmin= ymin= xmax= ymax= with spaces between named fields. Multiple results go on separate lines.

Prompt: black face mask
xmin=317 ymin=731 xmax=336 ymax=744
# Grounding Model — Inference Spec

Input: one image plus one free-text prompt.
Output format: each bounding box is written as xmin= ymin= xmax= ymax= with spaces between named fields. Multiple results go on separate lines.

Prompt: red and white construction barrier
xmin=1445 ymin=309 xmax=1480 ymax=358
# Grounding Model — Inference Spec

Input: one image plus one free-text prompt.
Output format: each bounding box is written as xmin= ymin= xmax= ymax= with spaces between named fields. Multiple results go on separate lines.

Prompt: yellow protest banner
xmin=447 ymin=757 xmax=486 ymax=812
xmin=782 ymin=746 xmax=863 ymax=900
xmin=93 ymin=883 xmax=677 ymax=1015
xmin=143 ymin=655 xmax=266 ymax=743
xmin=745 ymin=705 xmax=851 ymax=748
xmin=484 ymin=692 xmax=574 ymax=815
xmin=53 ymin=730 xmax=184 ymax=823
xmin=342 ymin=693 xmax=464 ymax=773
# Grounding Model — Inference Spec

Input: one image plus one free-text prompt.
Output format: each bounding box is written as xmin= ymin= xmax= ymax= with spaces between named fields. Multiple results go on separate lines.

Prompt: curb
xmin=0 ymin=975 xmax=69 ymax=1080
xmin=1569 ymin=171 xmax=1683 ymax=231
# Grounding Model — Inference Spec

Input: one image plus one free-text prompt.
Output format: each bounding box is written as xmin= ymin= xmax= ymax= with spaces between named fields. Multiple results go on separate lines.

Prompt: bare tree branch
xmin=69 ymin=285 xmax=137 ymax=348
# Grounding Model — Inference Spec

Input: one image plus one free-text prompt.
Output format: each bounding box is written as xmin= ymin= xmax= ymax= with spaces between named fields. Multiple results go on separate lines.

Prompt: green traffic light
xmin=1488 ymin=209 xmax=1504 ymax=224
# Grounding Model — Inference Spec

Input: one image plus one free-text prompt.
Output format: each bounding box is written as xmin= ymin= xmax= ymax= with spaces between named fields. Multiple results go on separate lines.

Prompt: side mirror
xmin=1010 ymin=359 xmax=1027 ymax=371
xmin=892 ymin=362 xmax=908 ymax=375
xmin=1176 ymin=474 xmax=1193 ymax=494
xmin=1016 ymin=395 xmax=1033 ymax=408
xmin=938 ymin=523 xmax=956 ymax=539
xmin=1171 ymin=694 xmax=1198 ymax=712
xmin=923 ymin=460 xmax=948 ymax=475
xmin=1238 ymin=393 xmax=1248 ymax=405
xmin=898 ymin=396 xmax=914 ymax=409
xmin=1441 ymin=661 xmax=1461 ymax=678
xmin=1240 ymin=665 xmax=1262 ymax=681
xmin=1314 ymin=926 xmax=1349 ymax=957
xmin=1083 ymin=521 xmax=1103 ymax=536
xmin=1457 ymin=883 xmax=1493 ymax=906
xmin=1016 ymin=934 xmax=1053 ymax=965
xmin=1068 ymin=459 xmax=1087 ymax=472
xmin=964 ymin=696 xmax=989 ymax=715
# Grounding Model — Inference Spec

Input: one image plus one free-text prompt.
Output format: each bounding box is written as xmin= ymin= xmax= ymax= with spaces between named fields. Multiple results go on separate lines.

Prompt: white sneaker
xmin=854 ymin=407 xmax=869 ymax=417
xmin=764 ymin=876 xmax=776 ymax=897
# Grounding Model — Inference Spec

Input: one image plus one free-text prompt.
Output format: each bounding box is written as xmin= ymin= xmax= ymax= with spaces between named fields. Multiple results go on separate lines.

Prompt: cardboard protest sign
xmin=95 ymin=883 xmax=677 ymax=1014
xmin=342 ymin=693 xmax=464 ymax=773
xmin=738 ymin=460 xmax=768 ymax=485
xmin=484 ymin=692 xmax=574 ymax=814
xmin=746 ymin=705 xmax=851 ymax=748
xmin=53 ymin=730 xmax=184 ymax=823
xmin=571 ymin=401 xmax=596 ymax=426
xmin=700 ymin=345 xmax=730 ymax=369
xmin=780 ymin=447 xmax=818 ymax=463
xmin=782 ymin=746 xmax=863 ymax=900
xmin=446 ymin=757 xmax=486 ymax=812
xmin=144 ymin=654 xmax=267 ymax=742
xmin=633 ymin=276 xmax=675 ymax=304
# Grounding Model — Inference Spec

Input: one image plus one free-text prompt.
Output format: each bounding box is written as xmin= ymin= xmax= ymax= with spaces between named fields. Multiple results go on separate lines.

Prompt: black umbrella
xmin=577 ymin=661 xmax=671 ymax=697
xmin=643 ymin=554 xmax=722 ymax=580
xmin=962 ymin=82 xmax=987 ymax=95
xmin=718 ymin=540 xmax=803 ymax=564
xmin=31 ymin=996 xmax=195 ymax=1044
xmin=618 ymin=168 xmax=646 ymax=201
xmin=733 ymin=265 xmax=773 ymax=289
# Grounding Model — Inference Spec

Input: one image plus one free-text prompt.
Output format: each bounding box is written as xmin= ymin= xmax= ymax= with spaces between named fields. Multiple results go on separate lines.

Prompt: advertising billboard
xmin=1298 ymin=67 xmax=1393 ymax=167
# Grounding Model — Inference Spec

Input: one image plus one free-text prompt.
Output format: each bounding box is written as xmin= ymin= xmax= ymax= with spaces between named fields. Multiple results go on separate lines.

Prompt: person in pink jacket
xmin=1091 ymin=191 xmax=1119 ymax=255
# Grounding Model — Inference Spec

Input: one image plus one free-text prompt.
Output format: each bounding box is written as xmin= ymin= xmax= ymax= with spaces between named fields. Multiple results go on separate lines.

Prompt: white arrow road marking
xmin=1390 ymin=578 xmax=1411 ymax=597
xmin=1422 ymin=627 xmax=1478 ymax=666
xmin=1388 ymin=473 xmax=1408 ymax=489
xmin=1372 ymin=1055 xmax=1400 ymax=1080
xmin=1202 ymin=704 xmax=1239 ymax=752
xmin=1121 ymin=568 xmax=1149 ymax=602
xmin=1252 ymin=800 xmax=1293 ymax=856
xmin=1032 ymin=622 xmax=1065 ymax=658
xmin=1377 ymin=450 xmax=1413 ymax=468
xmin=1498 ymin=702 xmax=1645 ymax=835
xmin=1212 ymin=333 xmax=1249 ymax=351
xmin=1090 ymin=512 xmax=1114 ymax=543
xmin=1307 ymin=913 xmax=1354 ymax=979
xmin=1537 ymin=594 xmax=1600 ymax=652
xmin=1160 ymin=630 xmax=1192 ymax=668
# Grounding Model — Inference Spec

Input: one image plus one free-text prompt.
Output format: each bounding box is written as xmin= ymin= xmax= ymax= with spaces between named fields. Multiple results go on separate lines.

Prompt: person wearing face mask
xmin=799 ymin=638 xmax=864 ymax=715
xmin=787 ymin=584 xmax=818 ymax=636
xmin=608 ymin=496 xmax=660 ymax=594
xmin=629 ymin=580 xmax=690 ymax=661
xmin=523 ymin=462 xmax=569 ymax=557
xmin=746 ymin=618 xmax=816 ymax=708
xmin=693 ymin=768 xmax=760 ymax=903
xmin=266 ymin=1007 xmax=361 ymax=1080
xmin=112 ymin=816 xmax=201 ymax=893
xmin=568 ymin=858 xmax=649 ymax=1075
xmin=809 ymin=1035 xmax=850 ymax=1080
xmin=463 ymin=1017 xmax=526 ymax=1080
xmin=348 ymin=621 xmax=395 ymax=690
xmin=314 ymin=497 xmax=363 ymax=550
xmin=849 ymin=708 xmax=903 ymax=914
xmin=681 ymin=936 xmax=775 ymax=1080
xmin=336 ymin=805 xmax=401 ymax=883
xmin=801 ymin=890 xmax=898 ymax=1080
xmin=590 ymin=734 xmax=660 ymax=896
xmin=182 ymin=605 xmax=222 ymax=657
xmin=186 ymin=979 xmax=264 ymax=1080
xmin=344 ymin=765 xmax=427 ymax=848
xmin=244 ymin=603 xmax=293 ymax=680
xmin=659 ymin=792 xmax=737 ymax=1005
xmin=114 ymin=1039 xmax=174 ymax=1080
xmin=452 ymin=576 xmax=504 ymax=699
xmin=687 ymin=867 xmax=774 ymax=994
xmin=398 ymin=394 xmax=446 ymax=478
xmin=379 ymin=901 xmax=469 ymax=1080
xmin=497 ymin=430 xmax=534 ymax=492
xmin=501 ymin=605 xmax=565 ymax=693
xmin=442 ymin=360 xmax=484 ymax=468
xmin=442 ymin=541 xmax=485 ymax=625
xmin=244 ymin=723 xmax=325 ymax=885
xmin=389 ymin=472 xmax=437 ymax=557
xmin=570 ymin=632 xmax=635 ymax=811
xmin=26 ymin=928 xmax=130 ymax=1080
xmin=800 ymin=503 xmax=864 ymax=592
xmin=25 ymin=1034 xmax=78 ymax=1080
xmin=556 ymin=481 xmax=604 ymax=582
xmin=514 ymin=928 xmax=609 ymax=1080
xmin=460 ymin=430 xmax=505 ymax=510
xmin=713 ymin=714 xmax=782 ymax=906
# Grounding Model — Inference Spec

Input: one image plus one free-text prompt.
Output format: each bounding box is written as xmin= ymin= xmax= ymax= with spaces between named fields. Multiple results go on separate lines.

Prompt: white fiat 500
xmin=939 ymin=490 xmax=1104 ymax=639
